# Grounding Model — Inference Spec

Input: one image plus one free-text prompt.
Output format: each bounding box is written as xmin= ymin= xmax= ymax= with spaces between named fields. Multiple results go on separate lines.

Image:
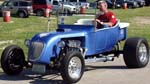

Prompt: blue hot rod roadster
xmin=1 ymin=14 xmax=149 ymax=83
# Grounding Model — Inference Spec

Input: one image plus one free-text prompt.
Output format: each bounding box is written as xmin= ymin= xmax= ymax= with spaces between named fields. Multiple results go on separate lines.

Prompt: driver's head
xmin=97 ymin=0 xmax=108 ymax=12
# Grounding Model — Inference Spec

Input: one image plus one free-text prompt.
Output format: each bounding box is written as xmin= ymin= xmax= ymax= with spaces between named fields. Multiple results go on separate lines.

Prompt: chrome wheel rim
xmin=138 ymin=43 xmax=148 ymax=63
xmin=19 ymin=12 xmax=25 ymax=18
xmin=68 ymin=56 xmax=82 ymax=79
xmin=37 ymin=11 xmax=43 ymax=16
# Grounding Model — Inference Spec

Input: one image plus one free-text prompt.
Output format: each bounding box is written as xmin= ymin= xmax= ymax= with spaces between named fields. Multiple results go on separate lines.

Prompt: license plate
xmin=32 ymin=64 xmax=46 ymax=74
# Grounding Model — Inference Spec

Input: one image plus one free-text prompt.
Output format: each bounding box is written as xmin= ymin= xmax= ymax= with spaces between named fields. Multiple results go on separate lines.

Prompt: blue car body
xmin=28 ymin=22 xmax=127 ymax=64
xmin=1 ymin=2 xmax=149 ymax=84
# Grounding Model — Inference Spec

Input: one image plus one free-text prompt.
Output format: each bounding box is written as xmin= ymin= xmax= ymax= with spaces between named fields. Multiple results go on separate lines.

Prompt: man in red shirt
xmin=94 ymin=0 xmax=117 ymax=28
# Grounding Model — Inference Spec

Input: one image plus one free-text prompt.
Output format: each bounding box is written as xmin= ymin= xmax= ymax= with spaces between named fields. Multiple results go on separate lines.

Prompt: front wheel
xmin=123 ymin=37 xmax=149 ymax=68
xmin=1 ymin=45 xmax=25 ymax=75
xmin=36 ymin=10 xmax=44 ymax=16
xmin=61 ymin=51 xmax=85 ymax=83
xmin=18 ymin=11 xmax=27 ymax=18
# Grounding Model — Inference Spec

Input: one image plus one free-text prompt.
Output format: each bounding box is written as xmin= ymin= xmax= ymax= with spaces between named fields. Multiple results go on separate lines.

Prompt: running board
xmin=85 ymin=56 xmax=114 ymax=63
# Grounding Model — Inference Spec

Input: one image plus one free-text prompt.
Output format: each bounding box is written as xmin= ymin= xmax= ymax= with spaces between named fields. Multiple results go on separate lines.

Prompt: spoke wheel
xmin=68 ymin=56 xmax=82 ymax=79
xmin=138 ymin=43 xmax=148 ymax=64
xmin=61 ymin=51 xmax=85 ymax=83
xmin=18 ymin=12 xmax=26 ymax=18
xmin=36 ymin=10 xmax=44 ymax=16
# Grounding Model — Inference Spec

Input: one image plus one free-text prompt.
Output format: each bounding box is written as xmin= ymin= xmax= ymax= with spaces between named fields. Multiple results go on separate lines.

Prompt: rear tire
xmin=1 ymin=45 xmax=25 ymax=75
xmin=61 ymin=51 xmax=85 ymax=83
xmin=0 ymin=12 xmax=2 ymax=17
xmin=123 ymin=37 xmax=149 ymax=68
xmin=128 ymin=5 xmax=134 ymax=9
xmin=18 ymin=11 xmax=27 ymax=18
xmin=36 ymin=10 xmax=44 ymax=16
xmin=145 ymin=3 xmax=150 ymax=6
xmin=63 ymin=9 xmax=73 ymax=16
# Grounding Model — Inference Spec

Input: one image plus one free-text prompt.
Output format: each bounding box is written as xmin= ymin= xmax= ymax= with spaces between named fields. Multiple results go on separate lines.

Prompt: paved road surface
xmin=0 ymin=56 xmax=150 ymax=84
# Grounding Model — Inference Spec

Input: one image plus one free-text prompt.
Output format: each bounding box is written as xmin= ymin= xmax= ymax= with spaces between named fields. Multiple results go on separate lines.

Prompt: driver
xmin=93 ymin=0 xmax=117 ymax=28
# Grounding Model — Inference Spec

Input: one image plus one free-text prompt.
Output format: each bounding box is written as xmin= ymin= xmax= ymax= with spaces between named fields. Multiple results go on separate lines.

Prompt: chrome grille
xmin=29 ymin=42 xmax=44 ymax=60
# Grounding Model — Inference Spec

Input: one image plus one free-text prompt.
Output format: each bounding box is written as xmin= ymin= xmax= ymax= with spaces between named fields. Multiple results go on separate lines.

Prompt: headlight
xmin=57 ymin=40 xmax=65 ymax=48
xmin=24 ymin=39 xmax=31 ymax=47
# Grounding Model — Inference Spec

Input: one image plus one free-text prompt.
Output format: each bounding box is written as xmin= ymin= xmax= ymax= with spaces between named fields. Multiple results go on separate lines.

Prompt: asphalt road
xmin=0 ymin=56 xmax=150 ymax=84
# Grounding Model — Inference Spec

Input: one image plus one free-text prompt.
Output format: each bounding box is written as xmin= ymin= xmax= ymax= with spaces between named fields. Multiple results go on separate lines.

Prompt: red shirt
xmin=97 ymin=11 xmax=117 ymax=28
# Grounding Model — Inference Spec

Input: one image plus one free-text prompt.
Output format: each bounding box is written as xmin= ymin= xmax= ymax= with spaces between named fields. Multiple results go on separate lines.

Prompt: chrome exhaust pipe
xmin=85 ymin=56 xmax=114 ymax=63
xmin=105 ymin=56 xmax=114 ymax=62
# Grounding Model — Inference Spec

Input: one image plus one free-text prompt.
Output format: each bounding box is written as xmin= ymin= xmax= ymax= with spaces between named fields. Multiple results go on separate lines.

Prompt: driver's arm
xmin=95 ymin=19 xmax=113 ymax=27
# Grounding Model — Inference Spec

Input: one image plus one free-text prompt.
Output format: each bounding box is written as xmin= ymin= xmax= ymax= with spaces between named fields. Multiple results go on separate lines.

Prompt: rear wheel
xmin=0 ymin=12 xmax=2 ymax=17
xmin=139 ymin=3 xmax=144 ymax=7
xmin=36 ymin=10 xmax=44 ymax=16
xmin=123 ymin=37 xmax=149 ymax=68
xmin=128 ymin=4 xmax=135 ymax=9
xmin=63 ymin=9 xmax=73 ymax=16
xmin=1 ymin=45 xmax=25 ymax=75
xmin=18 ymin=11 xmax=27 ymax=18
xmin=61 ymin=51 xmax=85 ymax=83
xmin=145 ymin=3 xmax=150 ymax=6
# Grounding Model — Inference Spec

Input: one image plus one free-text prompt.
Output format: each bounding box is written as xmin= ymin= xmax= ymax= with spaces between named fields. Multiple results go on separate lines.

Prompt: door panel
xmin=95 ymin=29 xmax=107 ymax=52
xmin=94 ymin=27 xmax=120 ymax=53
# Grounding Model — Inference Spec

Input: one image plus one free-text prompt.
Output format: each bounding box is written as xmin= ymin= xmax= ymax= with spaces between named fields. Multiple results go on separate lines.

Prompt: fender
xmin=28 ymin=31 xmax=87 ymax=64
xmin=18 ymin=9 xmax=28 ymax=15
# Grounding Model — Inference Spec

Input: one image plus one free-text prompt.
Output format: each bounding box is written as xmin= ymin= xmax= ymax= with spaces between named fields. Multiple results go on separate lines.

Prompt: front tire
xmin=36 ymin=10 xmax=44 ymax=16
xmin=61 ymin=51 xmax=85 ymax=83
xmin=18 ymin=11 xmax=27 ymax=18
xmin=123 ymin=37 xmax=149 ymax=68
xmin=128 ymin=5 xmax=132 ymax=9
xmin=1 ymin=45 xmax=25 ymax=75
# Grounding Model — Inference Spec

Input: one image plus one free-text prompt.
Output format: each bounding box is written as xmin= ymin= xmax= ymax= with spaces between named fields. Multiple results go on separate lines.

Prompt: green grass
xmin=113 ymin=7 xmax=150 ymax=39
xmin=0 ymin=7 xmax=150 ymax=62
xmin=0 ymin=15 xmax=57 ymax=54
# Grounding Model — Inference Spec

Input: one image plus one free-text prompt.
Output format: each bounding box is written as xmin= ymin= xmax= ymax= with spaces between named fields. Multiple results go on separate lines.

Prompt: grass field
xmin=0 ymin=7 xmax=150 ymax=59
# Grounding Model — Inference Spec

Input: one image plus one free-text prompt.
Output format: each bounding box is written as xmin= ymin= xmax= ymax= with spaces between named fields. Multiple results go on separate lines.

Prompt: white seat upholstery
xmin=74 ymin=19 xmax=94 ymax=25
xmin=74 ymin=19 xmax=130 ymax=29
xmin=119 ymin=22 xmax=130 ymax=29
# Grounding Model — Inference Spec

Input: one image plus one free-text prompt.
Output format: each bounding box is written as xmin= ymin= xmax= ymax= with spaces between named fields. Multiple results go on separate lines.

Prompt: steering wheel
xmin=94 ymin=19 xmax=103 ymax=29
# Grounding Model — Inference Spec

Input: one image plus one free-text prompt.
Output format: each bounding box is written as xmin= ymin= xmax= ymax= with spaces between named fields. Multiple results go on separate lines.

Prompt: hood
xmin=29 ymin=30 xmax=87 ymax=64
xmin=31 ymin=30 xmax=87 ymax=43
